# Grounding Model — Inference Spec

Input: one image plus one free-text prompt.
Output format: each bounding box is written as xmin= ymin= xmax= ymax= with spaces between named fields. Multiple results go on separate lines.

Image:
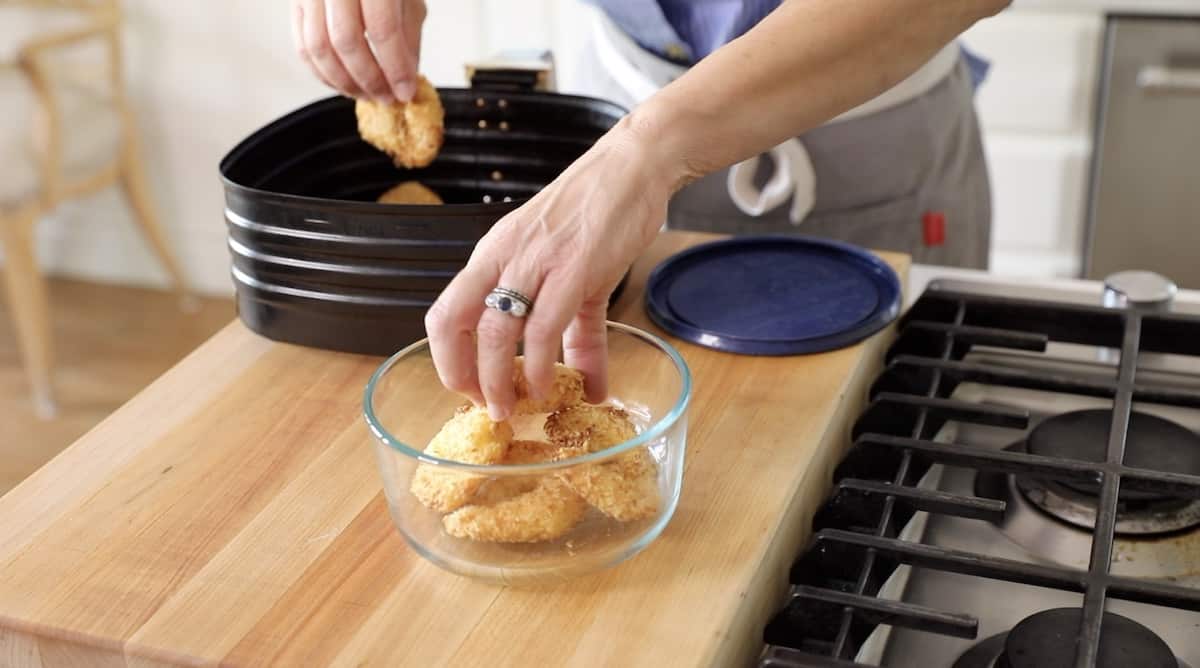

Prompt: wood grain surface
xmin=0 ymin=231 xmax=909 ymax=667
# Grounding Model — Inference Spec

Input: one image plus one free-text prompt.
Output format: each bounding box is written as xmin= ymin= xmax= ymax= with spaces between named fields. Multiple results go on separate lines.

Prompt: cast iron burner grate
xmin=956 ymin=608 xmax=1179 ymax=668
xmin=757 ymin=286 xmax=1200 ymax=668
xmin=1007 ymin=409 xmax=1200 ymax=535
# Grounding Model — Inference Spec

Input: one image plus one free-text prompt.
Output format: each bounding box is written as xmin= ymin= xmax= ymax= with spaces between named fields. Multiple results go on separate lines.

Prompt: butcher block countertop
xmin=0 ymin=231 xmax=909 ymax=668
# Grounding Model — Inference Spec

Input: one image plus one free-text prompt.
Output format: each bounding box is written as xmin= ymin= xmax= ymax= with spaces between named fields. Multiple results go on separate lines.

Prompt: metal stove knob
xmin=1102 ymin=270 xmax=1177 ymax=311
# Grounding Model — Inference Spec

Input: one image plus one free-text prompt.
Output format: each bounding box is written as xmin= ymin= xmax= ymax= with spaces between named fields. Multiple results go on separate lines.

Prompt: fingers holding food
xmin=424 ymin=263 xmax=501 ymax=407
xmin=297 ymin=0 xmax=364 ymax=98
xmin=361 ymin=0 xmax=426 ymax=102
xmin=324 ymin=0 xmax=392 ymax=100
xmin=512 ymin=357 xmax=585 ymax=416
xmin=409 ymin=375 xmax=660 ymax=543
xmin=356 ymin=74 xmax=444 ymax=168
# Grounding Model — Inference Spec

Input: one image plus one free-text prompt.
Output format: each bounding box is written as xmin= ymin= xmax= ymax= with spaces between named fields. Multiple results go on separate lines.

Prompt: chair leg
xmin=1 ymin=210 xmax=56 ymax=418
xmin=118 ymin=142 xmax=195 ymax=310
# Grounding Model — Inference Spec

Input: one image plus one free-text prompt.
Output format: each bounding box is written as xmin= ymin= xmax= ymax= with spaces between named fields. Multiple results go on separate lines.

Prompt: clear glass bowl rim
xmin=362 ymin=320 xmax=693 ymax=475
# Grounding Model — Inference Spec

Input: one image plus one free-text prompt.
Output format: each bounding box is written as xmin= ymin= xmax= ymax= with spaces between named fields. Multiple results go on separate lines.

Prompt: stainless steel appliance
xmin=757 ymin=271 xmax=1200 ymax=667
xmin=1085 ymin=16 xmax=1200 ymax=288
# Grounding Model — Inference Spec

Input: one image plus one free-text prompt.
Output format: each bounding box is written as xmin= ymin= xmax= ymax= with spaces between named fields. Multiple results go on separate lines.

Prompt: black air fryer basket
xmin=219 ymin=58 xmax=628 ymax=355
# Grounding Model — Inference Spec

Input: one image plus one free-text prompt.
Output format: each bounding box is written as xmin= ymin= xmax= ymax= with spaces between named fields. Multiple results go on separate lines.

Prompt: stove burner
xmin=951 ymin=632 xmax=1006 ymax=668
xmin=997 ymin=608 xmax=1177 ymax=668
xmin=952 ymin=609 xmax=1182 ymax=668
xmin=1015 ymin=409 xmax=1200 ymax=535
xmin=1026 ymin=409 xmax=1200 ymax=500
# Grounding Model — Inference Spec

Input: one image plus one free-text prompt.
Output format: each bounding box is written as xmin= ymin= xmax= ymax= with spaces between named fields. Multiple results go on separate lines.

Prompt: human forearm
xmin=619 ymin=0 xmax=1009 ymax=193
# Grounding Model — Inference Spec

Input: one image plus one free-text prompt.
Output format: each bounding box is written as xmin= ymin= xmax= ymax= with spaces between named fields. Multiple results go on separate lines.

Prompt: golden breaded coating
xmin=443 ymin=477 xmax=587 ymax=543
xmin=443 ymin=440 xmax=587 ymax=543
xmin=356 ymin=76 xmax=444 ymax=169
xmin=547 ymin=404 xmax=660 ymax=522
xmin=503 ymin=439 xmax=563 ymax=465
xmin=556 ymin=444 xmax=659 ymax=523
xmin=467 ymin=440 xmax=559 ymax=503
xmin=377 ymin=180 xmax=443 ymax=205
xmin=409 ymin=406 xmax=513 ymax=513
xmin=470 ymin=475 xmax=538 ymax=506
xmin=544 ymin=404 xmax=635 ymax=448
xmin=512 ymin=357 xmax=585 ymax=415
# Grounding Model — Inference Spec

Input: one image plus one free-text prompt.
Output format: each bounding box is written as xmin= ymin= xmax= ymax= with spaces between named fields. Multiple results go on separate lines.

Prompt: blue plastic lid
xmin=644 ymin=235 xmax=901 ymax=356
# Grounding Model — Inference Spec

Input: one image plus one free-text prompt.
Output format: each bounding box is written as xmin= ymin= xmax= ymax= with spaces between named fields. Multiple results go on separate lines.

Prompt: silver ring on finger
xmin=484 ymin=287 xmax=533 ymax=318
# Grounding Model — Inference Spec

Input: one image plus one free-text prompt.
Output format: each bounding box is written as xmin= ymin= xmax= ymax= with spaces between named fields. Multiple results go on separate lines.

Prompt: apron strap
xmin=591 ymin=9 xmax=821 ymax=224
xmin=589 ymin=11 xmax=682 ymax=104
xmin=726 ymin=138 xmax=817 ymax=225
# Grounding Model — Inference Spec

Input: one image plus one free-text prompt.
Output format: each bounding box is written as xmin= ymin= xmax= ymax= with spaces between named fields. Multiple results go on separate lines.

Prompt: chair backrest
xmin=2 ymin=0 xmax=120 ymax=77
xmin=4 ymin=0 xmax=126 ymax=200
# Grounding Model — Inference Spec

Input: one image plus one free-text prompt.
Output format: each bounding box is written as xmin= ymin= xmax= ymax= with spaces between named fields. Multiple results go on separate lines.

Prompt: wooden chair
xmin=1 ymin=0 xmax=190 ymax=418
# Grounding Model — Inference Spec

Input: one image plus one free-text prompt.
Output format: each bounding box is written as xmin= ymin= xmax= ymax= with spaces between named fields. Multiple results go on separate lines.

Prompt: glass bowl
xmin=363 ymin=321 xmax=692 ymax=586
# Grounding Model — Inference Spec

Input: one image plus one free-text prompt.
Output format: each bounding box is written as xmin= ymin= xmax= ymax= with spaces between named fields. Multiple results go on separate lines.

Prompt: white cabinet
xmin=960 ymin=9 xmax=1104 ymax=277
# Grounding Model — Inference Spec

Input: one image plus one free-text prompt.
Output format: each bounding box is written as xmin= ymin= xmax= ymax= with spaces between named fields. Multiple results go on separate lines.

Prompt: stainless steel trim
xmin=1137 ymin=64 xmax=1200 ymax=95
xmin=1084 ymin=16 xmax=1200 ymax=288
xmin=1102 ymin=270 xmax=1178 ymax=310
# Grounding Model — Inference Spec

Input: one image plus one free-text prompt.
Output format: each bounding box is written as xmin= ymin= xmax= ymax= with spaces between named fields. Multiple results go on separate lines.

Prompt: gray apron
xmin=571 ymin=14 xmax=992 ymax=269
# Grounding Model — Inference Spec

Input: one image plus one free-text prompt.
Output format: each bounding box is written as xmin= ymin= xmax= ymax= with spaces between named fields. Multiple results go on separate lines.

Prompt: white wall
xmin=26 ymin=0 xmax=592 ymax=296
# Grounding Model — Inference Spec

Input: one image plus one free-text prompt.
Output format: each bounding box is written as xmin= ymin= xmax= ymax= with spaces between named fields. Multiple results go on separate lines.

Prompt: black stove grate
xmin=758 ymin=287 xmax=1200 ymax=668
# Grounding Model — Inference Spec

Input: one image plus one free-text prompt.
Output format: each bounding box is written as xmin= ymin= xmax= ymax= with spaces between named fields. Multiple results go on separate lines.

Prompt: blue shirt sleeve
xmin=588 ymin=0 xmax=994 ymax=94
xmin=959 ymin=43 xmax=991 ymax=91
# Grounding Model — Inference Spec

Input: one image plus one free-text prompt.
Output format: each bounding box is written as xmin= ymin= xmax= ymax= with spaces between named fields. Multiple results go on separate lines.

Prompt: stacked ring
xmin=484 ymin=287 xmax=533 ymax=318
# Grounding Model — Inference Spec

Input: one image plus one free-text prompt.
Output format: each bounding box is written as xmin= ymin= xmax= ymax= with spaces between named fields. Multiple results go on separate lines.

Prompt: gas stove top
xmin=758 ymin=272 xmax=1200 ymax=667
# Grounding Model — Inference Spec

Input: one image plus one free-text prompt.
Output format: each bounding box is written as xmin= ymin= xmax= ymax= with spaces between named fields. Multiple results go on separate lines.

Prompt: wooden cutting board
xmin=0 ymin=231 xmax=908 ymax=668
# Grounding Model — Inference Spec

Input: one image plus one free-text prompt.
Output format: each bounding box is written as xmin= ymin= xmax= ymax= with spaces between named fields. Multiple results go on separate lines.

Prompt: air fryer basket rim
xmin=218 ymin=89 xmax=628 ymax=212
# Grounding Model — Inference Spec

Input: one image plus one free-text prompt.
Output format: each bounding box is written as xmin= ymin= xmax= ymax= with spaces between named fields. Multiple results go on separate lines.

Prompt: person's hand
xmin=424 ymin=124 xmax=683 ymax=421
xmin=292 ymin=0 xmax=426 ymax=102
